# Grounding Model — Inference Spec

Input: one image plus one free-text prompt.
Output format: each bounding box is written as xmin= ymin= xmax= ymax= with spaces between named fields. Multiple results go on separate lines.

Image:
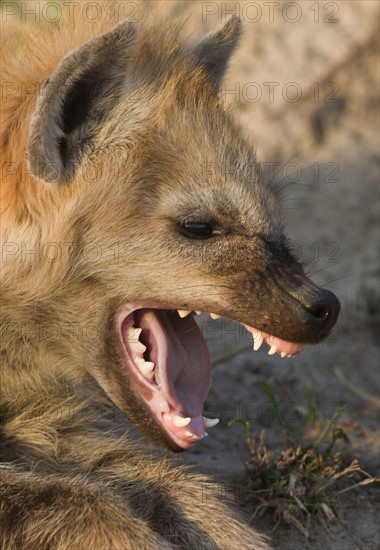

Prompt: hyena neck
xmin=0 ymin=367 xmax=140 ymax=470
xmin=0 ymin=257 xmax=116 ymax=469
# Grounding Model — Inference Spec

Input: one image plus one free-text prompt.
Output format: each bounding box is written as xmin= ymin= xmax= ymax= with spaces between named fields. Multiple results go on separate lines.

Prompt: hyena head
xmin=25 ymin=16 xmax=340 ymax=450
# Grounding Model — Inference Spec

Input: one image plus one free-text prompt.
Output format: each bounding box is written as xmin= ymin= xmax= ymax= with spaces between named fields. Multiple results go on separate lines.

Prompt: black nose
xmin=305 ymin=289 xmax=340 ymax=332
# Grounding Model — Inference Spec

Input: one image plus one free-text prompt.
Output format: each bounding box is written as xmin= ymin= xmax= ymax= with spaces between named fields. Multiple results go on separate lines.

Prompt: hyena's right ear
xmin=193 ymin=15 xmax=241 ymax=91
xmin=27 ymin=21 xmax=136 ymax=184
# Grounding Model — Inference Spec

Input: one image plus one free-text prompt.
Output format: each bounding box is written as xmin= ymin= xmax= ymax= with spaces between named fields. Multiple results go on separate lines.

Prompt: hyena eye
xmin=179 ymin=221 xmax=219 ymax=240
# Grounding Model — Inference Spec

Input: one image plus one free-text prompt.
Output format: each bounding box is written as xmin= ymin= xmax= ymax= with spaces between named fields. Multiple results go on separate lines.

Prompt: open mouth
xmin=117 ymin=305 xmax=304 ymax=450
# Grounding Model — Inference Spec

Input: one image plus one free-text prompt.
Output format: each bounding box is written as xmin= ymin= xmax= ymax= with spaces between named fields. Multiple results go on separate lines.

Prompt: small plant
xmin=229 ymin=383 xmax=378 ymax=539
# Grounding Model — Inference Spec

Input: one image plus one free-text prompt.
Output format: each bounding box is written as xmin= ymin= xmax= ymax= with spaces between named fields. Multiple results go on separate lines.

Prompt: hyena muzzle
xmin=0 ymin=9 xmax=339 ymax=550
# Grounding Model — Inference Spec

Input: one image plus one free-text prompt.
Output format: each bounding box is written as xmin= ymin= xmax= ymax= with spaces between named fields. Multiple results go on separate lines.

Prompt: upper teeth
xmin=129 ymin=310 xmax=292 ymax=388
xmin=176 ymin=311 xmax=288 ymax=358
xmin=178 ymin=310 xmax=192 ymax=318
xmin=210 ymin=313 xmax=220 ymax=320
xmin=253 ymin=332 xmax=264 ymax=351
xmin=268 ymin=345 xmax=277 ymax=356
xmin=177 ymin=310 xmax=221 ymax=319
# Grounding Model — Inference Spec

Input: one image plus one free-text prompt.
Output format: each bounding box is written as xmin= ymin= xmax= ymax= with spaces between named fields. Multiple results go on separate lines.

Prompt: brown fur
xmin=0 ymin=4 xmax=339 ymax=549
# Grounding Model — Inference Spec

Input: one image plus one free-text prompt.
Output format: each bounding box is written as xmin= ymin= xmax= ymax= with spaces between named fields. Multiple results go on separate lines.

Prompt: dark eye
xmin=179 ymin=221 xmax=218 ymax=240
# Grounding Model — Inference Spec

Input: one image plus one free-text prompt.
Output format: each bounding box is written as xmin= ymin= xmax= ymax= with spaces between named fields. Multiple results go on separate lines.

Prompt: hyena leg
xmin=0 ymin=469 xmax=172 ymax=550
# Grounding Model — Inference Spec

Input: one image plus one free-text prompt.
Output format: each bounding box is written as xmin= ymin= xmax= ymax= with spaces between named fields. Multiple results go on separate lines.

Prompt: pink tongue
xmin=135 ymin=310 xmax=211 ymax=417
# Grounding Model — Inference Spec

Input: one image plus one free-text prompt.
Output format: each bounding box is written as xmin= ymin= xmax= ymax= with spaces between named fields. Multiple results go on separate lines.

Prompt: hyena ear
xmin=27 ymin=21 xmax=136 ymax=184
xmin=193 ymin=16 xmax=241 ymax=90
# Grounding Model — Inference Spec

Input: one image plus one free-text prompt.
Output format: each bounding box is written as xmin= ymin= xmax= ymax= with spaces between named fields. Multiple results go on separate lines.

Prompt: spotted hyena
xmin=0 ymin=5 xmax=339 ymax=549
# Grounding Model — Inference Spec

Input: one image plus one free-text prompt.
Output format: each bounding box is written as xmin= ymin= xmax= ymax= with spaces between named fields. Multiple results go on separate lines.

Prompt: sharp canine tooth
xmin=178 ymin=310 xmax=192 ymax=318
xmin=202 ymin=416 xmax=219 ymax=428
xmin=195 ymin=311 xmax=202 ymax=315
xmin=268 ymin=345 xmax=277 ymax=355
xmin=173 ymin=415 xmax=191 ymax=428
xmin=253 ymin=333 xmax=263 ymax=351
xmin=281 ymin=352 xmax=286 ymax=358
xmin=210 ymin=313 xmax=220 ymax=320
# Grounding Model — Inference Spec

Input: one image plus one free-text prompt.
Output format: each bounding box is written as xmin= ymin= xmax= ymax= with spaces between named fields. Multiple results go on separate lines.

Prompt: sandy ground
xmin=2 ymin=1 xmax=379 ymax=548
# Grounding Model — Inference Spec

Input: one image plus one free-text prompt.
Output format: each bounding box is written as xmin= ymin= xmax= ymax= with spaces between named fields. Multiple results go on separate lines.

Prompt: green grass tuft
xmin=229 ymin=383 xmax=378 ymax=538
